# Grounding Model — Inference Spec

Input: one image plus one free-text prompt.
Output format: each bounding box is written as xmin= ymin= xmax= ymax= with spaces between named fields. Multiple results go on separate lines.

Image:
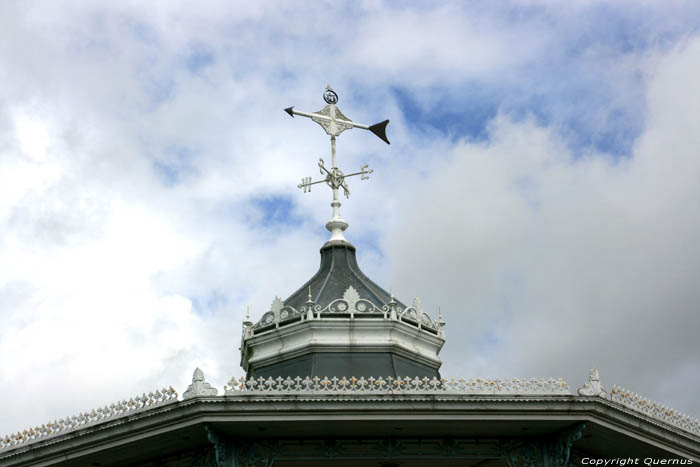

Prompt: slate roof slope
xmin=283 ymin=240 xmax=405 ymax=310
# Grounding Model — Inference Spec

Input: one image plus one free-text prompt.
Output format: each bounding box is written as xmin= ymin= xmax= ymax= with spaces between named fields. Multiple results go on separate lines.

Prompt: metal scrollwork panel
xmin=354 ymin=298 xmax=377 ymax=313
xmin=328 ymin=298 xmax=350 ymax=313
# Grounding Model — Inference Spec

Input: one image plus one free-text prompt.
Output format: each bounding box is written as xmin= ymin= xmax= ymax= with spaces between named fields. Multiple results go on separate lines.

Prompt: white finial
xmin=183 ymin=368 xmax=218 ymax=399
xmin=243 ymin=305 xmax=252 ymax=327
xmin=286 ymin=86 xmax=388 ymax=244
xmin=242 ymin=306 xmax=253 ymax=339
xmin=389 ymin=289 xmax=398 ymax=320
xmin=577 ymin=368 xmax=607 ymax=397
xmin=305 ymin=286 xmax=315 ymax=320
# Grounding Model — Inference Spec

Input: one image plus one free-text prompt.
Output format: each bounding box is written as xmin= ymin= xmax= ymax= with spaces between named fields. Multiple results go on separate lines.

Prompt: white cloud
xmin=388 ymin=38 xmax=700 ymax=414
xmin=0 ymin=0 xmax=699 ymax=439
xmin=349 ymin=4 xmax=549 ymax=82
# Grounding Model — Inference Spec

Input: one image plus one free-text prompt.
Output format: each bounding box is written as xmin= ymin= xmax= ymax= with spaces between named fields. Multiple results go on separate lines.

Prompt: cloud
xmin=1 ymin=0 xmax=699 ymax=438
xmin=348 ymin=4 xmax=549 ymax=82
xmin=388 ymin=38 xmax=700 ymax=414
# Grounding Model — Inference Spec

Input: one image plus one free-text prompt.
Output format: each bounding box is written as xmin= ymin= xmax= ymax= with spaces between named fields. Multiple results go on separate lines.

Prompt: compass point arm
xmin=369 ymin=119 xmax=390 ymax=144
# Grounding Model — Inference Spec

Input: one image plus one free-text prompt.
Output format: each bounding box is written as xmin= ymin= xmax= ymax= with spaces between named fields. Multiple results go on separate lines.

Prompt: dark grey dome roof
xmin=242 ymin=239 xmax=443 ymax=380
xmin=283 ymin=240 xmax=406 ymax=310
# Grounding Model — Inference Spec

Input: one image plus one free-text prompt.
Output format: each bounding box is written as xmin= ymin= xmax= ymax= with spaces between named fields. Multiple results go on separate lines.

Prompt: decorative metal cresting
xmin=246 ymin=286 xmax=444 ymax=339
xmin=286 ymin=85 xmax=389 ymax=243
xmin=610 ymin=385 xmax=700 ymax=435
xmin=225 ymin=375 xmax=571 ymax=395
xmin=4 ymin=370 xmax=700 ymax=453
xmin=0 ymin=387 xmax=177 ymax=451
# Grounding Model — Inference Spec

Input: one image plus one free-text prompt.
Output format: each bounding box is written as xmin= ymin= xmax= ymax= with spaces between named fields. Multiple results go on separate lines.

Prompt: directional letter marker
xmin=287 ymin=86 xmax=388 ymax=244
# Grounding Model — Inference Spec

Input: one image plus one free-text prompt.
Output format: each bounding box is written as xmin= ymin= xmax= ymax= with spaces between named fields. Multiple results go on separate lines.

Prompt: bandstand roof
xmin=1 ymin=371 xmax=698 ymax=466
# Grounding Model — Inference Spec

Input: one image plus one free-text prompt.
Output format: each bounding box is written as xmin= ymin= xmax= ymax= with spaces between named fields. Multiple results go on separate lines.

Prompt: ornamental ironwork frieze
xmin=247 ymin=287 xmax=446 ymax=339
xmin=199 ymin=428 xmax=586 ymax=467
xmin=224 ymin=375 xmax=571 ymax=395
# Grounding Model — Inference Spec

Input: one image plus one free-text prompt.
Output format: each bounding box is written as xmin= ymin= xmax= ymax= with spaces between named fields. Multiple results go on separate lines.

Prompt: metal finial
xmin=286 ymin=86 xmax=389 ymax=243
xmin=305 ymin=286 xmax=315 ymax=320
xmin=243 ymin=305 xmax=253 ymax=327
xmin=323 ymin=86 xmax=338 ymax=104
xmin=389 ymin=289 xmax=398 ymax=320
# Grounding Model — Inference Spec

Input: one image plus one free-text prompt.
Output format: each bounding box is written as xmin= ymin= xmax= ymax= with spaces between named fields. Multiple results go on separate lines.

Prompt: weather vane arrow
xmin=284 ymin=85 xmax=390 ymax=144
xmin=286 ymin=85 xmax=388 ymax=245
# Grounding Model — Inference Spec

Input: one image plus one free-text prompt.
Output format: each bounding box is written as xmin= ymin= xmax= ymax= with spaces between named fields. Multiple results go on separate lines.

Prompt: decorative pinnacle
xmin=287 ymin=86 xmax=388 ymax=244
xmin=305 ymin=286 xmax=315 ymax=320
xmin=438 ymin=306 xmax=445 ymax=327
xmin=243 ymin=305 xmax=253 ymax=327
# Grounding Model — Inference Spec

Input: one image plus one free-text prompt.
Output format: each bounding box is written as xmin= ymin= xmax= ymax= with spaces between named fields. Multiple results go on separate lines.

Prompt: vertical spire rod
xmin=330 ymin=134 xmax=340 ymax=220
xmin=331 ymin=122 xmax=337 ymax=168
xmin=326 ymin=127 xmax=348 ymax=242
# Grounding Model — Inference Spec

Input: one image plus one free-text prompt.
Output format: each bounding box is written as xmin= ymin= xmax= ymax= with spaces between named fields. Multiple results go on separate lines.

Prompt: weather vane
xmin=285 ymin=85 xmax=390 ymax=243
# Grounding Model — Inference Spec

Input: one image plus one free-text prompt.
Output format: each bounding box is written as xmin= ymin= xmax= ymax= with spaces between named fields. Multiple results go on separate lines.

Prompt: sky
xmin=1 ymin=0 xmax=700 ymax=436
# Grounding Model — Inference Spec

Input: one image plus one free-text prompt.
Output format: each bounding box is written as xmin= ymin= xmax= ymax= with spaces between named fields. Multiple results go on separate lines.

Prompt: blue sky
xmin=1 ymin=0 xmax=700 ymax=437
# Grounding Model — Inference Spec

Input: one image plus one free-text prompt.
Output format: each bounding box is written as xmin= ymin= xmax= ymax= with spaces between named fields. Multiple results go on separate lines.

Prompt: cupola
xmin=240 ymin=87 xmax=445 ymax=380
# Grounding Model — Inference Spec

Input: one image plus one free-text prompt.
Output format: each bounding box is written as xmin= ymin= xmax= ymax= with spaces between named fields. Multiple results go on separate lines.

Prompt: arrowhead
xmin=284 ymin=107 xmax=294 ymax=118
xmin=369 ymin=119 xmax=390 ymax=144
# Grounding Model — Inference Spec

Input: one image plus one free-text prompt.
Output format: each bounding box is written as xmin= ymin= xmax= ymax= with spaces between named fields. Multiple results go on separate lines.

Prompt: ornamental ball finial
xmin=323 ymin=85 xmax=338 ymax=104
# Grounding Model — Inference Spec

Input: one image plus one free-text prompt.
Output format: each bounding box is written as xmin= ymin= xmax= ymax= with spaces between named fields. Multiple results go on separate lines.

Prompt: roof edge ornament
xmin=577 ymin=368 xmax=607 ymax=397
xmin=0 ymin=386 xmax=178 ymax=451
xmin=288 ymin=85 xmax=388 ymax=244
xmin=183 ymin=368 xmax=218 ymax=399
xmin=248 ymin=295 xmax=443 ymax=336
xmin=224 ymin=375 xmax=571 ymax=395
xmin=610 ymin=384 xmax=700 ymax=435
xmin=4 ymin=372 xmax=700 ymax=452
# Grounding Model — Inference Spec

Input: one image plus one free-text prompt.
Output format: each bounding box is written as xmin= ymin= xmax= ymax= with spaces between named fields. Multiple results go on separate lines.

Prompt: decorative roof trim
xmin=4 ymin=371 xmax=700 ymax=453
xmin=0 ymin=387 xmax=177 ymax=452
xmin=224 ymin=375 xmax=571 ymax=395
xmin=183 ymin=368 xmax=218 ymax=399
xmin=247 ymin=288 xmax=445 ymax=339
xmin=577 ymin=368 xmax=607 ymax=397
xmin=611 ymin=385 xmax=699 ymax=436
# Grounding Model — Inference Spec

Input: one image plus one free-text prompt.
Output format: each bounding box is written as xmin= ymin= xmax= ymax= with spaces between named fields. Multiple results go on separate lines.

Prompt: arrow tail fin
xmin=369 ymin=120 xmax=390 ymax=144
